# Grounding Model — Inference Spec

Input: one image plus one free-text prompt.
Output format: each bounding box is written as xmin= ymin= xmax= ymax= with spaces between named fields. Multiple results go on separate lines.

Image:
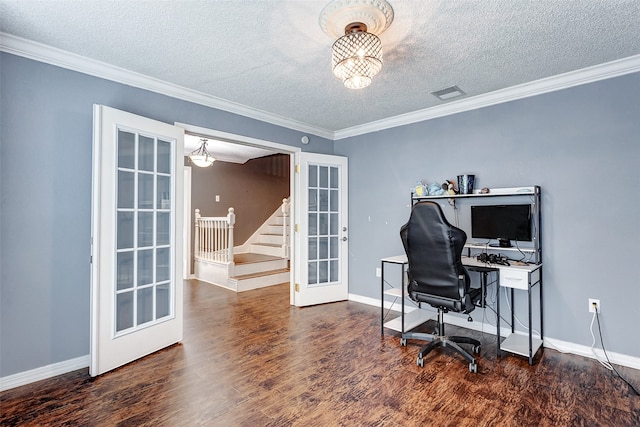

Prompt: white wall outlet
xmin=375 ymin=268 xmax=381 ymax=278
xmin=588 ymin=298 xmax=601 ymax=313
xmin=215 ymin=195 xmax=220 ymax=202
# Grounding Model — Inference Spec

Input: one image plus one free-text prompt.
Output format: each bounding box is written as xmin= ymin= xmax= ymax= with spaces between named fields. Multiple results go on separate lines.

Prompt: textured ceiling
xmin=2 ymin=0 xmax=640 ymax=135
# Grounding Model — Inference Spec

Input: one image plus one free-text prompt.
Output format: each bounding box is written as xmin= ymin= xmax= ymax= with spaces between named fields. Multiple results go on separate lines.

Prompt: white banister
xmin=281 ymin=198 xmax=288 ymax=258
xmin=194 ymin=208 xmax=236 ymax=263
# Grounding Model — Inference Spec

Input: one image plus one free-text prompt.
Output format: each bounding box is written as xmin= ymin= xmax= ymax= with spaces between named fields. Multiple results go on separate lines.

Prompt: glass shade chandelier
xmin=320 ymin=0 xmax=394 ymax=90
xmin=332 ymin=23 xmax=382 ymax=89
xmin=189 ymin=139 xmax=215 ymax=167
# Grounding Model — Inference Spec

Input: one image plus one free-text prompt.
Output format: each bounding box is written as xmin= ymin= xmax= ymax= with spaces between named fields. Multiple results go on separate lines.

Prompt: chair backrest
xmin=400 ymin=201 xmax=470 ymax=304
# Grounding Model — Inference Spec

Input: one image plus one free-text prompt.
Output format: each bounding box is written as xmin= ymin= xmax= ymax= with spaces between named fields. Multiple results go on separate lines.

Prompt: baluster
xmin=208 ymin=219 xmax=212 ymax=261
xmin=194 ymin=209 xmax=200 ymax=259
xmin=227 ymin=208 xmax=235 ymax=263
xmin=281 ymin=198 xmax=288 ymax=258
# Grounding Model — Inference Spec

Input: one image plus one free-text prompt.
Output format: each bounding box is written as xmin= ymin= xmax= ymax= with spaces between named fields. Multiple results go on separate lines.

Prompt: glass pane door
xmin=307 ymin=164 xmax=341 ymax=287
xmin=116 ymin=129 xmax=173 ymax=335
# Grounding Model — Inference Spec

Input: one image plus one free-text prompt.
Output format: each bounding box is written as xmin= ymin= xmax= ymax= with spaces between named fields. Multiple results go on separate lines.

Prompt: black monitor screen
xmin=471 ymin=204 xmax=532 ymax=245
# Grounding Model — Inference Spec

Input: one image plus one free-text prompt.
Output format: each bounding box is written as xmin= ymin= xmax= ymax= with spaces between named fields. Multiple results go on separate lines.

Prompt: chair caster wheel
xmin=469 ymin=362 xmax=478 ymax=373
xmin=400 ymin=338 xmax=407 ymax=346
xmin=473 ymin=345 xmax=481 ymax=354
xmin=417 ymin=357 xmax=424 ymax=367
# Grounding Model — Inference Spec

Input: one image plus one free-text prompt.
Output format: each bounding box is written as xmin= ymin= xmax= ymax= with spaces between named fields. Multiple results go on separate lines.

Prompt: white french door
xmin=90 ymin=105 xmax=184 ymax=377
xmin=294 ymin=153 xmax=348 ymax=306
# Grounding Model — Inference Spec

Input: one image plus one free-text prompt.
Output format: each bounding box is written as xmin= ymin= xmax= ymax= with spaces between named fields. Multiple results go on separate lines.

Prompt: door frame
xmin=175 ymin=123 xmax=300 ymax=304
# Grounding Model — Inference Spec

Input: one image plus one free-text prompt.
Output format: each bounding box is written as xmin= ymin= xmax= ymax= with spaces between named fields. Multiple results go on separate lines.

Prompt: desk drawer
xmin=499 ymin=269 xmax=530 ymax=290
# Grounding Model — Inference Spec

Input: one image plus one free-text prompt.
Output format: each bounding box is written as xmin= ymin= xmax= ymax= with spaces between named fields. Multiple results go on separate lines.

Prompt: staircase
xmin=194 ymin=199 xmax=290 ymax=292
xmin=228 ymin=253 xmax=289 ymax=292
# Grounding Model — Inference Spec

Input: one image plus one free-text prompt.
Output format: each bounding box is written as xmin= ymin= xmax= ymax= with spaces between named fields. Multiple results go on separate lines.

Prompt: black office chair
xmin=400 ymin=201 xmax=481 ymax=373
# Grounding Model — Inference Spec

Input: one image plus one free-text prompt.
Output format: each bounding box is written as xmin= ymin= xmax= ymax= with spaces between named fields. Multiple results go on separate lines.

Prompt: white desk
xmin=380 ymin=254 xmax=543 ymax=365
xmin=462 ymin=256 xmax=543 ymax=365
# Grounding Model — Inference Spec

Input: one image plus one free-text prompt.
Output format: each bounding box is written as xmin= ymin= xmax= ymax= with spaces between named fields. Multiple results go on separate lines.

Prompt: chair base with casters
xmin=400 ymin=309 xmax=481 ymax=373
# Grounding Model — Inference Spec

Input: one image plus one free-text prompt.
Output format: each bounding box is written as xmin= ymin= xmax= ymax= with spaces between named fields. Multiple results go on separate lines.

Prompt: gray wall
xmin=334 ymin=71 xmax=640 ymax=358
xmin=0 ymin=53 xmax=333 ymax=377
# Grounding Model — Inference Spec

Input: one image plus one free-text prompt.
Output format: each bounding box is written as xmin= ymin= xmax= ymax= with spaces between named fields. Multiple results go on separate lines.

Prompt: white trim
xmin=175 ymin=123 xmax=301 ymax=155
xmin=183 ymin=167 xmax=192 ymax=279
xmin=0 ymin=33 xmax=334 ymax=140
xmin=334 ymin=54 xmax=640 ymax=139
xmin=0 ymin=355 xmax=89 ymax=392
xmin=2 ymin=32 xmax=639 ymax=142
xmin=349 ymin=293 xmax=640 ymax=370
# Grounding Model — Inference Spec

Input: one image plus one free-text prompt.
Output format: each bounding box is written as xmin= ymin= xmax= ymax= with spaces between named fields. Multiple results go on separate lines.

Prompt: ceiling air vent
xmin=431 ymin=85 xmax=466 ymax=101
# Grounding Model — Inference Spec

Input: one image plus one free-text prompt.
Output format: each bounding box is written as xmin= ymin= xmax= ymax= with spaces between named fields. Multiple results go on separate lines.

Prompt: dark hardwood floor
xmin=2 ymin=280 xmax=639 ymax=426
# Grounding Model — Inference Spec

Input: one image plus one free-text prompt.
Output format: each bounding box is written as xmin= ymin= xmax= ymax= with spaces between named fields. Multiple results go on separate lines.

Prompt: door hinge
xmin=295 ymin=283 xmax=300 ymax=292
xmin=295 ymin=164 xmax=300 ymax=173
xmin=295 ymin=224 xmax=299 ymax=232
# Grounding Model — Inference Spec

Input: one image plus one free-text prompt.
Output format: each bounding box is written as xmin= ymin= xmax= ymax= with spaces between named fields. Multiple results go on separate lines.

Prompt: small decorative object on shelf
xmin=442 ymin=179 xmax=458 ymax=195
xmin=457 ymin=174 xmax=475 ymax=194
xmin=413 ymin=181 xmax=427 ymax=197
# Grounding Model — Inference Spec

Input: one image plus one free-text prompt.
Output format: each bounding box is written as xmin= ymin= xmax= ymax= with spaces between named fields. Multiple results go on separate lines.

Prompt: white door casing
xmin=91 ymin=105 xmax=184 ymax=377
xmin=294 ymin=152 xmax=348 ymax=306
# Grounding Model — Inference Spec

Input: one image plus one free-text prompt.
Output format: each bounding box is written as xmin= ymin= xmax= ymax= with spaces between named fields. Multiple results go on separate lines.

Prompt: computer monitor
xmin=471 ymin=204 xmax=532 ymax=247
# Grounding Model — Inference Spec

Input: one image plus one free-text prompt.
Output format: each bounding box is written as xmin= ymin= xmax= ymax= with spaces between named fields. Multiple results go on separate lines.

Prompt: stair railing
xmin=194 ymin=207 xmax=236 ymax=263
xmin=281 ymin=198 xmax=289 ymax=258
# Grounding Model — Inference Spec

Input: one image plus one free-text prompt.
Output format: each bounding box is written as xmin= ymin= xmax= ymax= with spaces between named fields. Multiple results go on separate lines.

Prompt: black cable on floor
xmin=595 ymin=308 xmax=640 ymax=396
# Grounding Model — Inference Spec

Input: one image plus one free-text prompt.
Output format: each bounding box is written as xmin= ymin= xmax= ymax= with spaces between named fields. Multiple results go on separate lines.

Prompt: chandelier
xmin=332 ymin=23 xmax=382 ymax=89
xmin=188 ymin=139 xmax=215 ymax=167
xmin=320 ymin=0 xmax=394 ymax=89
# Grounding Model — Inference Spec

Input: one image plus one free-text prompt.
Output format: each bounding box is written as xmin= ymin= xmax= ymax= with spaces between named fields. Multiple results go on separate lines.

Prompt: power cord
xmin=591 ymin=306 xmax=640 ymax=396
xmin=504 ymin=287 xmax=541 ymax=337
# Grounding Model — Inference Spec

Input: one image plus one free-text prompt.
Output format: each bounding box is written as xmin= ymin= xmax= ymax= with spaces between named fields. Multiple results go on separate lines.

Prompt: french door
xmin=90 ymin=105 xmax=184 ymax=376
xmin=294 ymin=153 xmax=348 ymax=306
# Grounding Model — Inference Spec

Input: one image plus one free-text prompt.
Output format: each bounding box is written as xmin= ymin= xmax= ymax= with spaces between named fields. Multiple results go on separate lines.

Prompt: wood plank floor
xmin=2 ymin=280 xmax=639 ymax=426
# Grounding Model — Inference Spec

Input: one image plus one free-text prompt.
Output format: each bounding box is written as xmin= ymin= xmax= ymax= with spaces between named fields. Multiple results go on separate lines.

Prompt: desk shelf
xmin=383 ymin=309 xmax=434 ymax=333
xmin=412 ymin=186 xmax=539 ymax=200
xmin=383 ymin=288 xmax=403 ymax=298
xmin=501 ymin=333 xmax=543 ymax=358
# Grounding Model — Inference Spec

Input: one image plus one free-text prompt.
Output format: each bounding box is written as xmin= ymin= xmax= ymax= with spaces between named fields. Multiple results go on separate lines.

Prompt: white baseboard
xmin=0 ymin=355 xmax=89 ymax=392
xmin=349 ymin=293 xmax=640 ymax=370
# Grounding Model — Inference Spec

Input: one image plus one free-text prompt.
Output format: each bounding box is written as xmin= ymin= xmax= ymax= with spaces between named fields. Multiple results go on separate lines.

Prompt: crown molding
xmin=0 ymin=32 xmax=335 ymax=140
xmin=3 ymin=32 xmax=639 ymax=142
xmin=334 ymin=54 xmax=640 ymax=140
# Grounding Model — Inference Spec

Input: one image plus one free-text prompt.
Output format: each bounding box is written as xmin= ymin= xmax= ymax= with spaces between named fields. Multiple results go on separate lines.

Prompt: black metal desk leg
xmin=380 ymin=261 xmax=385 ymax=336
xmin=540 ymin=275 xmax=544 ymax=344
xmin=401 ymin=264 xmax=405 ymax=335
xmin=496 ymin=278 xmax=501 ymax=357
xmin=528 ymin=285 xmax=533 ymax=365
xmin=510 ymin=288 xmax=515 ymax=334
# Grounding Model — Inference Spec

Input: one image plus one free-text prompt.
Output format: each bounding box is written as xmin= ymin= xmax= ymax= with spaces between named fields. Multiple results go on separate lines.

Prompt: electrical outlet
xmin=588 ymin=298 xmax=601 ymax=313
xmin=375 ymin=268 xmax=381 ymax=278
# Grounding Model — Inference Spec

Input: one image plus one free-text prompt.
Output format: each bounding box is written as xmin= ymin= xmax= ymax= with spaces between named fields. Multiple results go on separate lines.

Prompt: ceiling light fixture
xmin=320 ymin=0 xmax=394 ymax=90
xmin=189 ymin=138 xmax=215 ymax=167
